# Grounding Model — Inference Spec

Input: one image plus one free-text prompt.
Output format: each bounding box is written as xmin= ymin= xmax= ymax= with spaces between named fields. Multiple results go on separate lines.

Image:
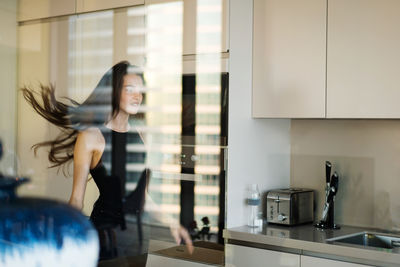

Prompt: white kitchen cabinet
xmin=146 ymin=0 xmax=228 ymax=55
xmin=146 ymin=254 xmax=218 ymax=267
xmin=327 ymin=0 xmax=400 ymax=118
xmin=301 ymin=255 xmax=372 ymax=267
xmin=18 ymin=0 xmax=144 ymax=21
xmin=225 ymin=244 xmax=300 ymax=267
xmin=252 ymin=0 xmax=327 ymax=118
xmin=76 ymin=0 xmax=144 ymax=13
xmin=188 ymin=0 xmax=229 ymax=55
xmin=146 ymin=244 xmax=224 ymax=267
xmin=183 ymin=0 xmax=196 ymax=55
xmin=18 ymin=0 xmax=75 ymax=21
xmin=145 ymin=0 xmax=229 ymax=57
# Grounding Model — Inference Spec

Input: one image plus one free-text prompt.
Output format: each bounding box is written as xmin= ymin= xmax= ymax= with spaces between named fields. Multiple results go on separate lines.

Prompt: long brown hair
xmin=21 ymin=61 xmax=144 ymax=173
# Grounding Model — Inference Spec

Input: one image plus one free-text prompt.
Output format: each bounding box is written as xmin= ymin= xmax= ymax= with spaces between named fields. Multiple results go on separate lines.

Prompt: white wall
xmin=0 ymin=0 xmax=17 ymax=175
xmin=17 ymin=18 xmax=100 ymax=216
xmin=227 ymin=0 xmax=291 ymax=228
xmin=17 ymin=20 xmax=73 ymax=201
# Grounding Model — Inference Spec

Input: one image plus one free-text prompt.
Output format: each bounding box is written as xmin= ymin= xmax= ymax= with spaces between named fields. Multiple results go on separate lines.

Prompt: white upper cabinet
xmin=76 ymin=0 xmax=144 ymax=13
xmin=146 ymin=0 xmax=229 ymax=56
xmin=183 ymin=0 xmax=229 ymax=55
xmin=252 ymin=0 xmax=327 ymax=118
xmin=18 ymin=0 xmax=76 ymax=21
xmin=18 ymin=0 xmax=145 ymax=21
xmin=327 ymin=0 xmax=400 ymax=118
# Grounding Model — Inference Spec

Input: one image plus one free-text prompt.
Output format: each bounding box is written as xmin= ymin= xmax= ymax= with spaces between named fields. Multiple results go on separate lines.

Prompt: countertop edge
xmin=223 ymin=228 xmax=400 ymax=266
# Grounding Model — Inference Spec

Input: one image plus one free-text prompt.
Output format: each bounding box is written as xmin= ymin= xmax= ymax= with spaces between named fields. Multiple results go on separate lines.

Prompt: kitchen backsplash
xmin=290 ymin=119 xmax=400 ymax=231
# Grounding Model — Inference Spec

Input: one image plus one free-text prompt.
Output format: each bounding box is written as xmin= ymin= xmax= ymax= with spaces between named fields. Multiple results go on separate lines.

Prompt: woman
xmin=22 ymin=61 xmax=193 ymax=260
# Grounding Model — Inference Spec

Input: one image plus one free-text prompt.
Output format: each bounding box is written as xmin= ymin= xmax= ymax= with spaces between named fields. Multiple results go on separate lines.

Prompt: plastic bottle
xmin=246 ymin=184 xmax=261 ymax=227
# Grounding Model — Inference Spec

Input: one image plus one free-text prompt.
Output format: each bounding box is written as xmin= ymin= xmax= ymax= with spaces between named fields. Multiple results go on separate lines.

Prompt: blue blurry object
xmin=0 ymin=176 xmax=99 ymax=266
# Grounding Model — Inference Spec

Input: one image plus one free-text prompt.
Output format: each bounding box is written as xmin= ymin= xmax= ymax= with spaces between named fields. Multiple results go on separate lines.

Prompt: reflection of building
xmin=122 ymin=71 xmax=227 ymax=235
xmin=68 ymin=11 xmax=114 ymax=102
xmin=68 ymin=1 xmax=227 ymax=236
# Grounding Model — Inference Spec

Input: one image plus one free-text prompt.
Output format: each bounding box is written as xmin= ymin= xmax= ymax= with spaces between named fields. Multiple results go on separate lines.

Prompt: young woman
xmin=22 ymin=61 xmax=193 ymax=259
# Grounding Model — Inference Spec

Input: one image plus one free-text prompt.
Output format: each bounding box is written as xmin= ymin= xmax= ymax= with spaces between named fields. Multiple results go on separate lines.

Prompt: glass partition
xmin=5 ymin=0 xmax=228 ymax=265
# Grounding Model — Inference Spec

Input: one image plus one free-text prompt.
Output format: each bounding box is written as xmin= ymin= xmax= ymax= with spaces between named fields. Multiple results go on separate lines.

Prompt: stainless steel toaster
xmin=266 ymin=188 xmax=314 ymax=225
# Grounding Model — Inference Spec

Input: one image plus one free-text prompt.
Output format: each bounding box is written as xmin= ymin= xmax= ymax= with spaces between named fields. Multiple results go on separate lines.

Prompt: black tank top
xmin=89 ymin=129 xmax=128 ymax=230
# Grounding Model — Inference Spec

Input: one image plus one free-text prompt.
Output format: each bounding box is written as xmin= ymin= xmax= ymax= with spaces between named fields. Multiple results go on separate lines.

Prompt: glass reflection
xmin=13 ymin=0 xmax=228 ymax=264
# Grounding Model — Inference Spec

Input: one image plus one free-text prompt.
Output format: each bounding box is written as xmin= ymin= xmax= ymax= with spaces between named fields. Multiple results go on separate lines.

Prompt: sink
xmin=327 ymin=232 xmax=400 ymax=250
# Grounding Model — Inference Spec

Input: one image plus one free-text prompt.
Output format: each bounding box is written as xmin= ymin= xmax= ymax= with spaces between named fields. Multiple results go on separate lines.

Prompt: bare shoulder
xmin=76 ymin=127 xmax=105 ymax=150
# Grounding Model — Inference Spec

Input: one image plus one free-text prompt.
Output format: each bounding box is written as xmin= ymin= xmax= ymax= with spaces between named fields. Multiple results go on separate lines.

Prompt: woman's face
xmin=119 ymin=74 xmax=143 ymax=115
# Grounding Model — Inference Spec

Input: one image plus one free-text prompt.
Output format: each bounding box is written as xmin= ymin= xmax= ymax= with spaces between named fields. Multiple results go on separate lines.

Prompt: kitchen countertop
xmin=223 ymin=224 xmax=400 ymax=267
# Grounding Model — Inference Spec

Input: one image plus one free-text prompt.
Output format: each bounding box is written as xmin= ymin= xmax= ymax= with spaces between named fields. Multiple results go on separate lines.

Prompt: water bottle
xmin=246 ymin=184 xmax=261 ymax=227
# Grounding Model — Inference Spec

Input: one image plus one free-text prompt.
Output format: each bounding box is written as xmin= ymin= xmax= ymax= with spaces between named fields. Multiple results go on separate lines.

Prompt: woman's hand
xmin=169 ymin=224 xmax=194 ymax=254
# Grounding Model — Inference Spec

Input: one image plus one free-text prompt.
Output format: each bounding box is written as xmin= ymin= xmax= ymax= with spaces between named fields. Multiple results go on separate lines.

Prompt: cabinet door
xmin=327 ymin=0 xmax=400 ymax=118
xmin=301 ymin=255 xmax=372 ymax=267
xmin=76 ymin=0 xmax=144 ymax=13
xmin=252 ymin=0 xmax=327 ymax=118
xmin=188 ymin=0 xmax=229 ymax=54
xmin=225 ymin=244 xmax=300 ymax=267
xmin=18 ymin=0 xmax=75 ymax=21
xmin=147 ymin=0 xmax=228 ymax=56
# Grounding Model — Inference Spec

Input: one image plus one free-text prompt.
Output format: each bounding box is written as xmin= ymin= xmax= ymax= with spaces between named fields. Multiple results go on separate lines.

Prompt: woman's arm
xmin=145 ymin=185 xmax=194 ymax=253
xmin=68 ymin=131 xmax=94 ymax=210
